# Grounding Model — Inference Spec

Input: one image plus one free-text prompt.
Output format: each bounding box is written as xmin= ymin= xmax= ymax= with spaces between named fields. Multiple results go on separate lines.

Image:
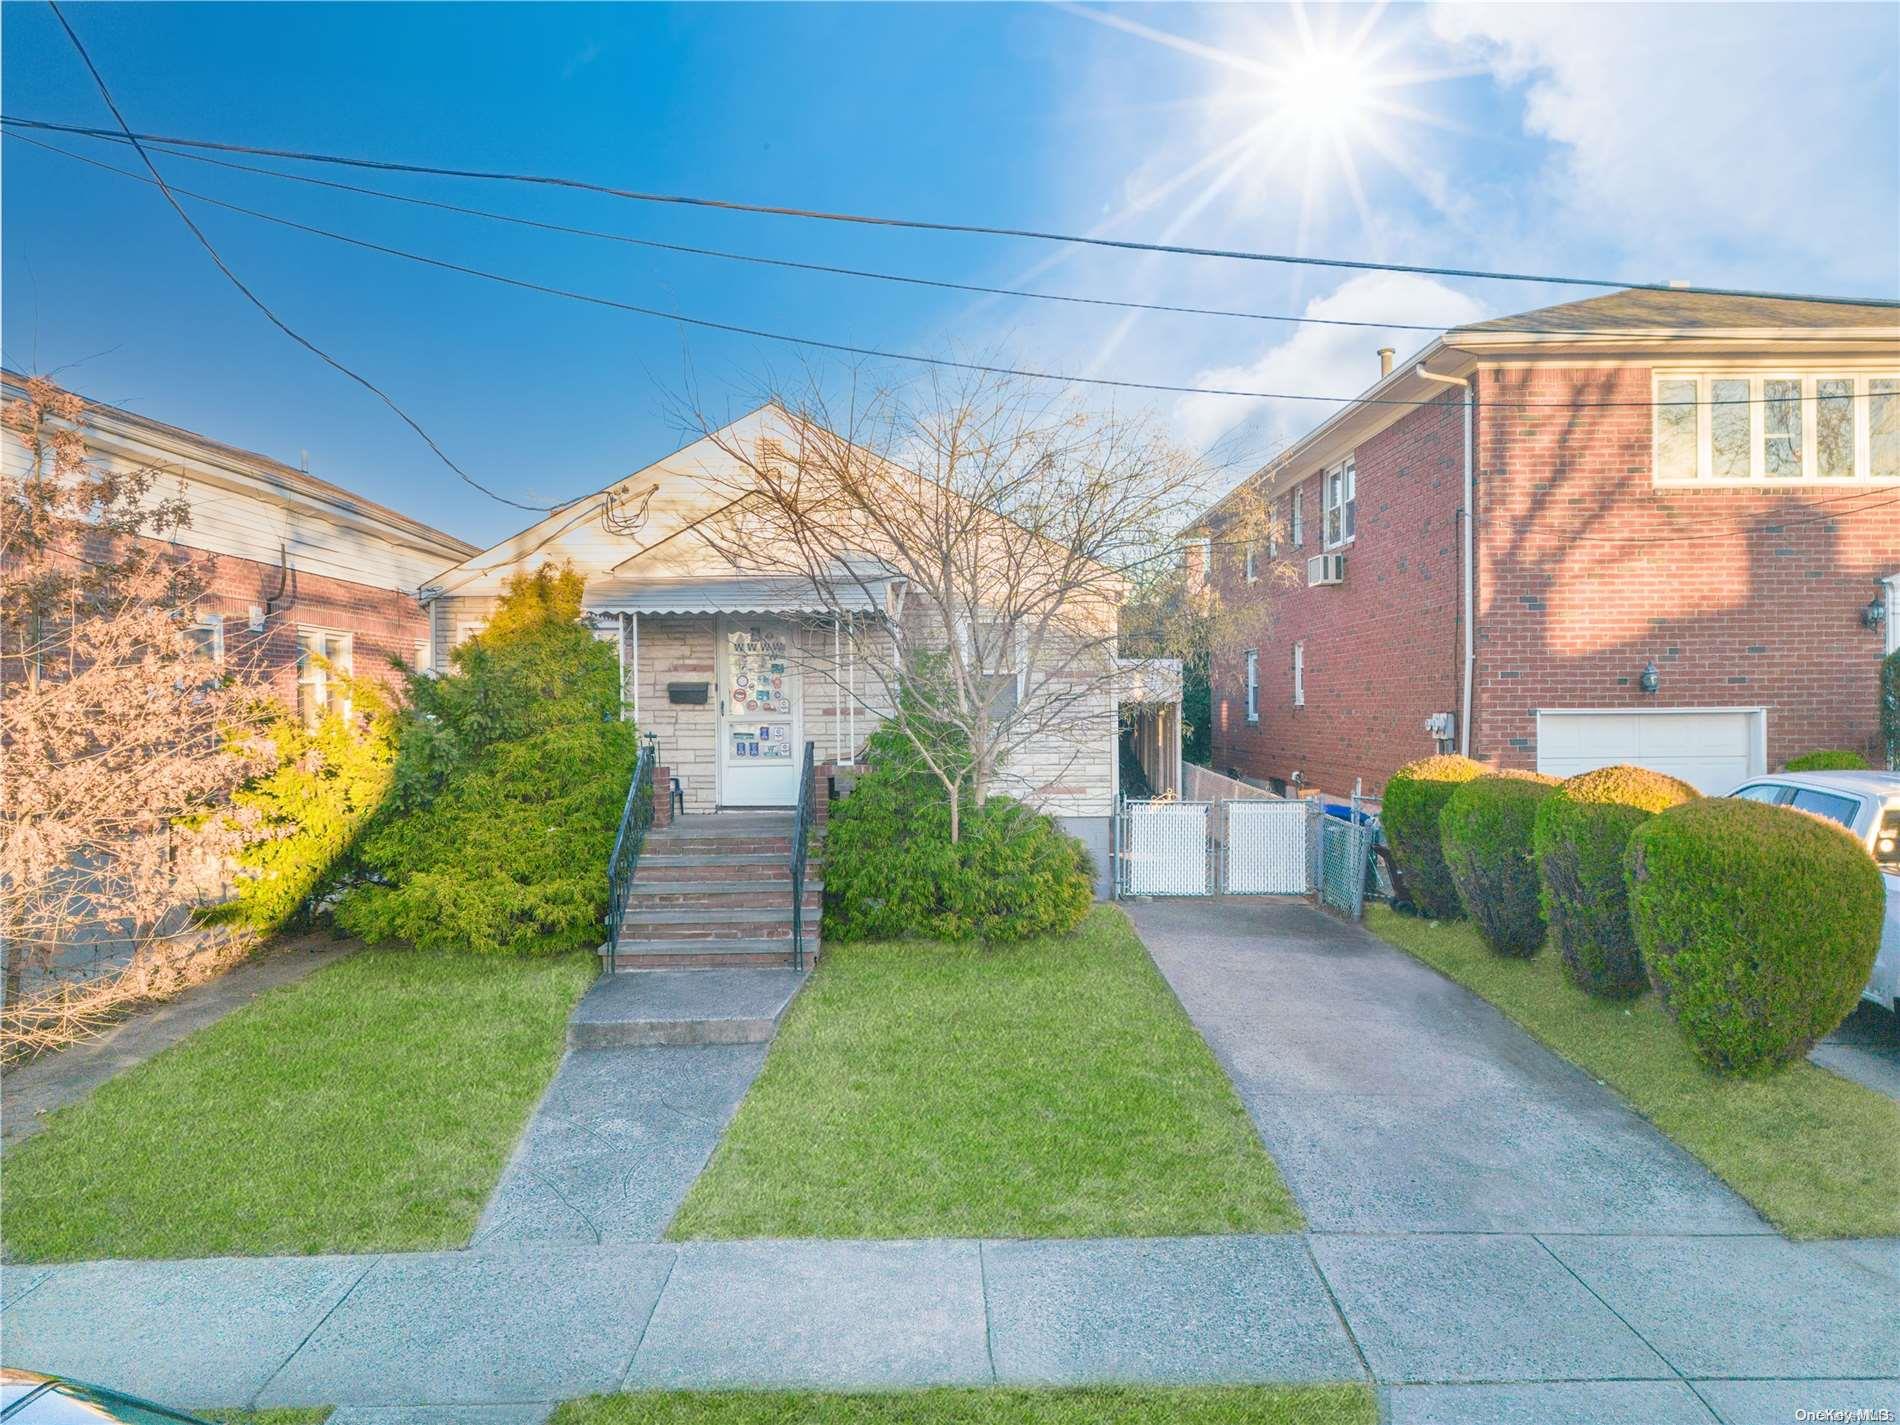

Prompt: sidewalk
xmin=3 ymin=1232 xmax=1895 ymax=1422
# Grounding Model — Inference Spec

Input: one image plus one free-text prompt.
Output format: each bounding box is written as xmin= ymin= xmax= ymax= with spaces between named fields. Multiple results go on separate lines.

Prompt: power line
xmin=12 ymin=131 xmax=1886 ymax=414
xmin=36 ymin=12 xmax=565 ymax=514
xmin=14 ymin=124 xmax=1888 ymax=345
xmin=5 ymin=113 xmax=1896 ymax=312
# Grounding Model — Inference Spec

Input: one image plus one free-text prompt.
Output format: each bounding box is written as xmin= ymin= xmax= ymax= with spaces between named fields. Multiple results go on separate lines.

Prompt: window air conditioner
xmin=1307 ymin=553 xmax=1346 ymax=587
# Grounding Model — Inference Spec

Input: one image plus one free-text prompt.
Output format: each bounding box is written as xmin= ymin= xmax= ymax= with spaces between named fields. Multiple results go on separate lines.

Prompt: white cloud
xmin=1430 ymin=2 xmax=1900 ymax=293
xmin=1172 ymin=271 xmax=1490 ymax=465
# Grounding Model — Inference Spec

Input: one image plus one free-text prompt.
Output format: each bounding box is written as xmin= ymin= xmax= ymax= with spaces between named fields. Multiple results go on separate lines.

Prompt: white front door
xmin=717 ymin=616 xmax=802 ymax=806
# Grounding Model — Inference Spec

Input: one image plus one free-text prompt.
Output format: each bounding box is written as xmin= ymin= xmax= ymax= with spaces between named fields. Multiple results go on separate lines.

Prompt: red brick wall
xmin=191 ymin=547 xmax=430 ymax=709
xmin=1208 ymin=391 xmax=1466 ymax=795
xmin=1473 ymin=365 xmax=1900 ymax=770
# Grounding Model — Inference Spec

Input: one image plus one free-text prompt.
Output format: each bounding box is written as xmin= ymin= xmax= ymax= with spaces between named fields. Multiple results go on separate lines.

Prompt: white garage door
xmin=1535 ymin=709 xmax=1765 ymax=794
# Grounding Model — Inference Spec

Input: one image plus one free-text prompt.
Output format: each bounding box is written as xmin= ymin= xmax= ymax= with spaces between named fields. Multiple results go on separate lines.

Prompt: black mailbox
xmin=667 ymin=681 xmax=711 ymax=706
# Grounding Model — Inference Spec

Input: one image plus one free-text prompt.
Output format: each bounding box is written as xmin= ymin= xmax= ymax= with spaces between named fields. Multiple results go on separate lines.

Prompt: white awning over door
xmin=1534 ymin=708 xmax=1766 ymax=794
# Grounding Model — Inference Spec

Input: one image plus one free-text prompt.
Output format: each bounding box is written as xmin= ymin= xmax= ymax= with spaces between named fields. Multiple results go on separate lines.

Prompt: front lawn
xmin=1 ymin=944 xmax=594 ymax=1262
xmin=668 ymin=906 xmax=1300 ymax=1240
xmin=1365 ymin=906 xmax=1900 ymax=1239
xmin=551 ymin=1386 xmax=1376 ymax=1425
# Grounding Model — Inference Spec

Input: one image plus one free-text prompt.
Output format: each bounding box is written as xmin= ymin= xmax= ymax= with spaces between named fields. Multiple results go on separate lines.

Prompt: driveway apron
xmin=1124 ymin=896 xmax=1769 ymax=1235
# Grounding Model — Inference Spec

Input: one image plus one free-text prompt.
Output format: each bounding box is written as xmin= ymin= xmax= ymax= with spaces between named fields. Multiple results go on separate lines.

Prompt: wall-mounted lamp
xmin=1639 ymin=660 xmax=1661 ymax=695
xmin=1863 ymin=584 xmax=1889 ymax=632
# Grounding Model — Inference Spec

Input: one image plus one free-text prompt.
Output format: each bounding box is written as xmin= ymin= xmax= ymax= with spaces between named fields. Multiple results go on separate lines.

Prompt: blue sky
xmin=4 ymin=2 xmax=1896 ymax=547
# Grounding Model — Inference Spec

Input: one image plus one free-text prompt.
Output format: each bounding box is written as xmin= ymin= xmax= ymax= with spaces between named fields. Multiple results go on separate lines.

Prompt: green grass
xmin=550 ymin=1385 xmax=1376 ymax=1425
xmin=668 ymin=906 xmax=1300 ymax=1240
xmin=1 ymin=944 xmax=595 ymax=1262
xmin=1365 ymin=905 xmax=1900 ymax=1238
xmin=198 ymin=1411 xmax=332 ymax=1424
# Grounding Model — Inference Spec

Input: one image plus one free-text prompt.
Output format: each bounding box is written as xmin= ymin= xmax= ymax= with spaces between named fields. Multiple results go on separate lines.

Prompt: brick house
xmin=1190 ymin=290 xmax=1900 ymax=797
xmin=1 ymin=371 xmax=477 ymax=718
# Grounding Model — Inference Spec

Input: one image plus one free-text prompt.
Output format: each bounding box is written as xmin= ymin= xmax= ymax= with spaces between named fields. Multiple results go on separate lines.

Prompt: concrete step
xmin=568 ymin=968 xmax=807 ymax=1048
xmin=643 ymin=836 xmax=793 ymax=855
xmin=604 ymin=936 xmax=816 ymax=971
xmin=636 ymin=856 xmax=795 ymax=882
xmin=625 ymin=883 xmax=823 ymax=910
xmin=615 ymin=908 xmax=809 ymax=942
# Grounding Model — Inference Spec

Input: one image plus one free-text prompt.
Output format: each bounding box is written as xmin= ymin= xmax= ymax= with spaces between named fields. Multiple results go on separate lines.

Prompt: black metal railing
xmin=604 ymin=739 xmax=656 ymax=973
xmin=789 ymin=739 xmax=817 ymax=972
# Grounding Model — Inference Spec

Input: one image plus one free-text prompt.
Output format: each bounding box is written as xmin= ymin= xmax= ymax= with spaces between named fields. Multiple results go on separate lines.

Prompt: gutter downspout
xmin=1415 ymin=365 xmax=1476 ymax=757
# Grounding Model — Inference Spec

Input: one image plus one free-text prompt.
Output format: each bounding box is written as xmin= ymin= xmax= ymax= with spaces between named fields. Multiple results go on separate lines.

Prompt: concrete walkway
xmin=0 ymin=938 xmax=355 ymax=1147
xmin=1813 ymin=1000 xmax=1900 ymax=1101
xmin=1126 ymin=897 xmax=1770 ymax=1235
xmin=3 ymin=1233 xmax=1895 ymax=1422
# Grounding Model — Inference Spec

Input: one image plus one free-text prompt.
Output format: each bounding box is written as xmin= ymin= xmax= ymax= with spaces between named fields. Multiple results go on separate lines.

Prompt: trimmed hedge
xmin=1785 ymin=749 xmax=1870 ymax=772
xmin=1383 ymin=755 xmax=1486 ymax=918
xmin=1627 ymin=798 xmax=1884 ymax=1073
xmin=1533 ymin=765 xmax=1700 ymax=998
xmin=1438 ymin=771 xmax=1560 ymax=957
xmin=824 ymin=723 xmax=1094 ymax=944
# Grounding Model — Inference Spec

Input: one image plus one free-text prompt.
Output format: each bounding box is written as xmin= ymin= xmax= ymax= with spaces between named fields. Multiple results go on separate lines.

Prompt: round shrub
xmin=1383 ymin=755 xmax=1486 ymax=918
xmin=1627 ymin=798 xmax=1884 ymax=1073
xmin=1438 ymin=770 xmax=1560 ymax=956
xmin=1533 ymin=765 xmax=1700 ymax=998
xmin=824 ymin=744 xmax=1094 ymax=945
xmin=1785 ymin=749 xmax=1869 ymax=771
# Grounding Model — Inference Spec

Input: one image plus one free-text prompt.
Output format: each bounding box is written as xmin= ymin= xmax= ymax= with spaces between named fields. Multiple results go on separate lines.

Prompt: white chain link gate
xmin=1117 ymin=799 xmax=1212 ymax=896
xmin=1221 ymin=800 xmax=1316 ymax=894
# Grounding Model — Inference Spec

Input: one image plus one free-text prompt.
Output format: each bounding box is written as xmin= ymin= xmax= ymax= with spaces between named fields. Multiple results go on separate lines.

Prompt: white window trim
xmin=191 ymin=611 xmax=224 ymax=663
xmin=1886 ymin=573 xmax=1899 ymax=658
xmin=1290 ymin=487 xmax=1304 ymax=548
xmin=1652 ymin=370 xmax=1900 ymax=486
xmin=1292 ymin=641 xmax=1305 ymax=708
xmin=1245 ymin=544 xmax=1259 ymax=583
xmin=1323 ymin=457 xmax=1356 ymax=549
xmin=1244 ymin=649 xmax=1259 ymax=724
xmin=296 ymin=626 xmax=354 ymax=725
xmin=1188 ymin=537 xmax=1213 ymax=590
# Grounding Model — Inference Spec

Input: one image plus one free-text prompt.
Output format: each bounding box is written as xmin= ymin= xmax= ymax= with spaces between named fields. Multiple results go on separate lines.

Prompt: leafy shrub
xmin=335 ymin=565 xmax=635 ymax=955
xmin=337 ymin=719 xmax=633 ymax=956
xmin=214 ymin=678 xmax=397 ymax=934
xmin=1627 ymin=798 xmax=1883 ymax=1073
xmin=1382 ymin=755 xmax=1485 ymax=917
xmin=1533 ymin=765 xmax=1699 ymax=997
xmin=1438 ymin=770 xmax=1560 ymax=956
xmin=1785 ymin=749 xmax=1870 ymax=772
xmin=824 ymin=723 xmax=1094 ymax=944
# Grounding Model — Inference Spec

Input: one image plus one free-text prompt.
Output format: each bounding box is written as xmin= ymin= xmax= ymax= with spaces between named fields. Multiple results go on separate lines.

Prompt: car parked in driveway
xmin=1 ymin=1369 xmax=214 ymax=1423
xmin=1726 ymin=770 xmax=1900 ymax=1011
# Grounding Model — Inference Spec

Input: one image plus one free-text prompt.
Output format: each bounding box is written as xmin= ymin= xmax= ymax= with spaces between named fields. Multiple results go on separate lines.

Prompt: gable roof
xmin=1453 ymin=289 xmax=1899 ymax=336
xmin=2 ymin=368 xmax=478 ymax=561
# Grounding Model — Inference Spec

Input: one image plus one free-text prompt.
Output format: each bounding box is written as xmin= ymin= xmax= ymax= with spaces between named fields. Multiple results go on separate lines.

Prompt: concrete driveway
xmin=1124 ymin=896 xmax=1768 ymax=1235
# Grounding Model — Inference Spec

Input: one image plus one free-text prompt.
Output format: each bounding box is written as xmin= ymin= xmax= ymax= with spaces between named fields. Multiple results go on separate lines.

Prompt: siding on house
xmin=2 ymin=372 xmax=474 ymax=706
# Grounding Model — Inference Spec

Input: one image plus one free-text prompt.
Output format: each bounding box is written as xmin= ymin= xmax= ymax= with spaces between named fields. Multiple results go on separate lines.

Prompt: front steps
xmin=605 ymin=812 xmax=821 ymax=972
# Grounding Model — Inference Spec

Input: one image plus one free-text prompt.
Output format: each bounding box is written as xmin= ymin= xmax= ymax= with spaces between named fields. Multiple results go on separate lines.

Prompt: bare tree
xmin=1 ymin=377 xmax=266 ymax=1053
xmin=685 ymin=368 xmax=1271 ymax=840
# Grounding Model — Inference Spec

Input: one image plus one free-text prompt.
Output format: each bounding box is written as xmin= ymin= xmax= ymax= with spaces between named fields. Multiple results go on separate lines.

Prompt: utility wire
xmin=38 ymin=10 xmax=566 ymax=514
xmin=11 ymin=131 xmax=1885 ymax=413
xmin=14 ymin=124 xmax=1888 ymax=344
xmin=5 ymin=113 xmax=1897 ymax=312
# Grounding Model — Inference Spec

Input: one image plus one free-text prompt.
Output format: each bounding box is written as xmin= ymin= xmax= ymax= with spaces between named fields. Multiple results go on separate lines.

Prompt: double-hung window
xmin=1653 ymin=372 xmax=1900 ymax=484
xmin=296 ymin=627 xmax=353 ymax=727
xmin=1187 ymin=537 xmax=1213 ymax=591
xmin=1323 ymin=458 xmax=1356 ymax=547
xmin=186 ymin=612 xmax=224 ymax=663
xmin=1290 ymin=487 xmax=1304 ymax=547
xmin=1292 ymin=642 xmax=1305 ymax=708
xmin=1244 ymin=650 xmax=1259 ymax=723
xmin=1245 ymin=544 xmax=1260 ymax=582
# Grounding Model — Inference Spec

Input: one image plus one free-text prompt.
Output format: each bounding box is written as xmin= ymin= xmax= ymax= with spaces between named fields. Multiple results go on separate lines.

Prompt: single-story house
xmin=1188 ymin=290 xmax=1900 ymax=796
xmin=423 ymin=406 xmax=1176 ymax=889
